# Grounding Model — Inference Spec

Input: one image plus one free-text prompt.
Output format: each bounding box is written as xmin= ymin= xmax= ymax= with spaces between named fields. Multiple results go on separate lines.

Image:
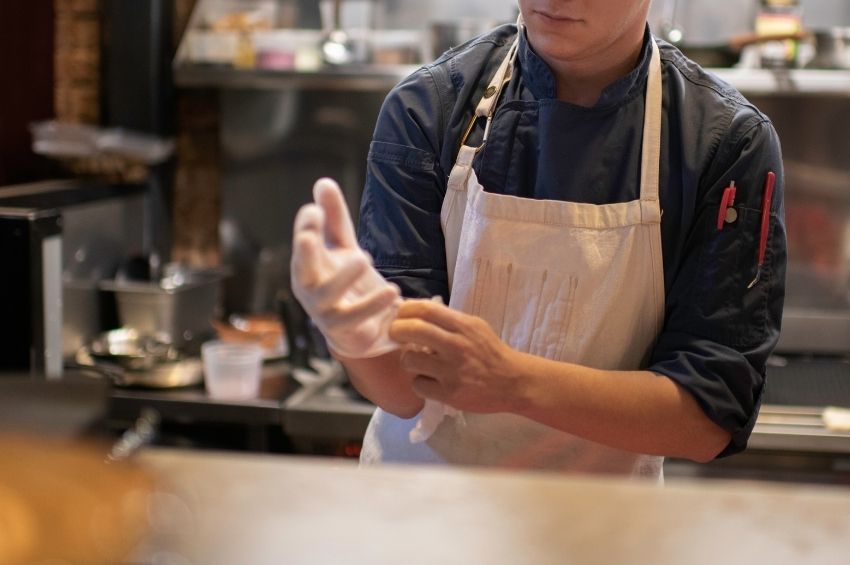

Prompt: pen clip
xmin=716 ymin=181 xmax=737 ymax=231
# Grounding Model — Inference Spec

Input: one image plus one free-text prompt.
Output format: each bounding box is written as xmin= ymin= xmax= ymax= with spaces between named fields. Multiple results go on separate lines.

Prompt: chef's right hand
xmin=290 ymin=178 xmax=401 ymax=359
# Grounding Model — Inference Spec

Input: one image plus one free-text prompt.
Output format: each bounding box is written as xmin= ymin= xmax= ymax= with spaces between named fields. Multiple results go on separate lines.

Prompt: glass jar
xmin=756 ymin=0 xmax=804 ymax=68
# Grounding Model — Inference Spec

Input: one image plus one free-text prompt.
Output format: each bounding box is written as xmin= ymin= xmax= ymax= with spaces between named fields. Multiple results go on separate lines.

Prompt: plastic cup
xmin=201 ymin=341 xmax=264 ymax=400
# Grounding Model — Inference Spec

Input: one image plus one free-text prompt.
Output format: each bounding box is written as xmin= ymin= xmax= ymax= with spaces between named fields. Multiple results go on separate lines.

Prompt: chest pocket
xmin=692 ymin=206 xmax=777 ymax=347
xmin=468 ymin=257 xmax=579 ymax=361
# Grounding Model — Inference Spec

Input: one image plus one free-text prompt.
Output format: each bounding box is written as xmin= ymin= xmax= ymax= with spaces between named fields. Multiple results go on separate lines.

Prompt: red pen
xmin=747 ymin=171 xmax=776 ymax=289
xmin=717 ymin=181 xmax=737 ymax=230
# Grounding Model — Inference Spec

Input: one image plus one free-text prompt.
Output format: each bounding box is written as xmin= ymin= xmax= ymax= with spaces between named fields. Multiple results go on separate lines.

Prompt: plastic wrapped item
xmin=30 ymin=121 xmax=99 ymax=158
xmin=200 ymin=0 xmax=277 ymax=32
xmin=95 ymin=129 xmax=175 ymax=164
xmin=30 ymin=121 xmax=175 ymax=165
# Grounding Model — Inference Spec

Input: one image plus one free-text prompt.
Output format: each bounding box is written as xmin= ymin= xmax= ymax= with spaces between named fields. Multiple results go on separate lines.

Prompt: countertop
xmin=107 ymin=355 xmax=850 ymax=456
xmin=135 ymin=447 xmax=850 ymax=565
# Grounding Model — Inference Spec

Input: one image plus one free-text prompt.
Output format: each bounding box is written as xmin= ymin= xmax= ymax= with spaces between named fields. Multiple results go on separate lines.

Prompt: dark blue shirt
xmin=358 ymin=24 xmax=787 ymax=457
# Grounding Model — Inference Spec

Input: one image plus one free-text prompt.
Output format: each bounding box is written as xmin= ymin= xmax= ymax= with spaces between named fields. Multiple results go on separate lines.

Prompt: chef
xmin=291 ymin=0 xmax=786 ymax=478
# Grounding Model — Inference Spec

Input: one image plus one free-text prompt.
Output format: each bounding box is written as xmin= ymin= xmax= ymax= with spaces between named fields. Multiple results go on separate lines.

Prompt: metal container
xmin=808 ymin=27 xmax=850 ymax=69
xmin=428 ymin=20 xmax=498 ymax=61
xmin=100 ymin=268 xmax=224 ymax=347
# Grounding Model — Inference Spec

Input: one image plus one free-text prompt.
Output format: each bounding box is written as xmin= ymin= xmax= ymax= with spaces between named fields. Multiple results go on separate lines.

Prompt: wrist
xmin=504 ymin=349 xmax=541 ymax=416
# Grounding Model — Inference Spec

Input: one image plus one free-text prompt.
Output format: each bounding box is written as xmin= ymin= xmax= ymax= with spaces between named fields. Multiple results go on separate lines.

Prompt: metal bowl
xmin=88 ymin=328 xmax=179 ymax=371
xmin=74 ymin=329 xmax=202 ymax=388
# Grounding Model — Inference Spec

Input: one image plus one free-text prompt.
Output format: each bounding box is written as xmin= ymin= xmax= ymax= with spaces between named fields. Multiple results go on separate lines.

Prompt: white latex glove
xmin=409 ymin=399 xmax=465 ymax=444
xmin=291 ymin=178 xmax=401 ymax=359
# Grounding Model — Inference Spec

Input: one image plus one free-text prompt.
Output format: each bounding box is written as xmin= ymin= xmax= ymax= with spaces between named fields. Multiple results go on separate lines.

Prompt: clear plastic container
xmin=201 ymin=341 xmax=264 ymax=400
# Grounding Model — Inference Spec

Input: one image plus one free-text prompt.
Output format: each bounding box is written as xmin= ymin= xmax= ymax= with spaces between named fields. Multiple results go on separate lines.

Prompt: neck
xmin=546 ymin=26 xmax=646 ymax=107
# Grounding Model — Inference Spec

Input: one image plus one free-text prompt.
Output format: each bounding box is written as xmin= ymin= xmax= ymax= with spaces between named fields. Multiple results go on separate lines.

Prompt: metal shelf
xmin=174 ymin=63 xmax=419 ymax=91
xmin=176 ymin=63 xmax=850 ymax=96
xmin=708 ymin=68 xmax=850 ymax=96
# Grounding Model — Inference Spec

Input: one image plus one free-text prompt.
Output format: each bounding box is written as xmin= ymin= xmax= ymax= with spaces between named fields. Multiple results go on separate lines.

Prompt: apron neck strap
xmin=458 ymin=24 xmax=521 ymax=151
xmin=639 ymin=38 xmax=662 ymax=207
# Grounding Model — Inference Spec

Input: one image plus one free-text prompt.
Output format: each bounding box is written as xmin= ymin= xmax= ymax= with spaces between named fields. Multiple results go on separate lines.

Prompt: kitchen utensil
xmin=674 ymin=31 xmax=811 ymax=68
xmin=321 ymin=0 xmax=355 ymax=65
xmin=201 ymin=340 xmax=264 ymax=400
xmin=212 ymin=313 xmax=288 ymax=360
xmin=277 ymin=287 xmax=322 ymax=371
xmin=100 ymin=264 xmax=224 ymax=347
xmin=808 ymin=27 xmax=850 ymax=69
xmin=88 ymin=328 xmax=178 ymax=371
xmin=73 ymin=328 xmax=203 ymax=388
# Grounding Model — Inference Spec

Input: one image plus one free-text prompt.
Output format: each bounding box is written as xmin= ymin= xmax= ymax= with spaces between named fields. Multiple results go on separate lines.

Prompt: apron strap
xmin=639 ymin=38 xmax=663 ymax=224
xmin=458 ymin=31 xmax=521 ymax=151
xmin=447 ymin=145 xmax=477 ymax=193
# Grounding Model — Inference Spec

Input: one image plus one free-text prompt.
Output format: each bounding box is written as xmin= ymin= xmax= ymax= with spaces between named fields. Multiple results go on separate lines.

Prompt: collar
xmin=517 ymin=24 xmax=653 ymax=108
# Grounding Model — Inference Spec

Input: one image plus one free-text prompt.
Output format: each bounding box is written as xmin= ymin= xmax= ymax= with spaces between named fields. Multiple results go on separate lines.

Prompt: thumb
xmin=313 ymin=177 xmax=358 ymax=249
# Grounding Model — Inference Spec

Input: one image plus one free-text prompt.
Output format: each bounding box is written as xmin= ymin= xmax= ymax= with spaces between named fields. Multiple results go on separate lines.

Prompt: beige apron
xmin=361 ymin=34 xmax=666 ymax=478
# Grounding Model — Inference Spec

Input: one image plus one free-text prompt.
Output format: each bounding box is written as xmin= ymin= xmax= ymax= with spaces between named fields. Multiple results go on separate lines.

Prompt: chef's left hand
xmin=389 ymin=299 xmax=527 ymax=414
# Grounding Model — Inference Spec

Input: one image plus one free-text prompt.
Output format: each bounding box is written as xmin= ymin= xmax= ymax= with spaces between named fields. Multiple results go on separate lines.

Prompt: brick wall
xmin=54 ymin=0 xmax=100 ymax=123
xmin=53 ymin=0 xmax=222 ymax=266
xmin=172 ymin=0 xmax=221 ymax=266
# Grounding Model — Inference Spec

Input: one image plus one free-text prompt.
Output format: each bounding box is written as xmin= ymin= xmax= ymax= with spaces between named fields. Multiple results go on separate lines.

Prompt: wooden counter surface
xmin=138 ymin=449 xmax=850 ymax=565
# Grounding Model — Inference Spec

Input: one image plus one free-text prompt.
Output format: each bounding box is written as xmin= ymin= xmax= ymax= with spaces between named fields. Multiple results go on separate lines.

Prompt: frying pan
xmin=71 ymin=329 xmax=203 ymax=388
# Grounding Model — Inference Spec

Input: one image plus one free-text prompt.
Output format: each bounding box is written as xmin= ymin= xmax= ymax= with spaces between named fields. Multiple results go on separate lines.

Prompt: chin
xmin=527 ymin=31 xmax=591 ymax=62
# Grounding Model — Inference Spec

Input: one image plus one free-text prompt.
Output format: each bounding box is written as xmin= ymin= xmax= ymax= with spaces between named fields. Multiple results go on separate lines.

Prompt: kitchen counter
xmin=134 ymin=447 xmax=850 ymax=565
xmin=109 ymin=361 xmax=295 ymax=427
xmin=106 ymin=354 xmax=850 ymax=482
xmin=106 ymin=361 xmax=298 ymax=451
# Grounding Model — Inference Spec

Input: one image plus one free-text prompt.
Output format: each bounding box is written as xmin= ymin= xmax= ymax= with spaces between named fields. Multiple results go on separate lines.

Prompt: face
xmin=517 ymin=0 xmax=651 ymax=65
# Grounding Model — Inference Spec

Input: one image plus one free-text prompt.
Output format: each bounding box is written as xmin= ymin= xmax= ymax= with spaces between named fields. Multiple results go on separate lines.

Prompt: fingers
xmin=313 ymin=177 xmax=358 ymax=250
xmin=390 ymin=316 xmax=466 ymax=354
xmin=323 ymin=283 xmax=400 ymax=327
xmin=310 ymin=251 xmax=371 ymax=311
xmin=391 ymin=299 xmax=470 ymax=352
xmin=396 ymin=299 xmax=467 ymax=333
xmin=293 ymin=203 xmax=324 ymax=235
xmin=291 ymin=231 xmax=324 ymax=288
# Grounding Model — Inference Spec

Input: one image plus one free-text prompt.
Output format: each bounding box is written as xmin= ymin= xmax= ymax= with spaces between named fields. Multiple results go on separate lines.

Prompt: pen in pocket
xmin=717 ymin=181 xmax=737 ymax=230
xmin=747 ymin=171 xmax=776 ymax=289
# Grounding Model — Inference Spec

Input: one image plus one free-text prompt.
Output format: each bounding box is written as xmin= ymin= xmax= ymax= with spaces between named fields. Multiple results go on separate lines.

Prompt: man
xmin=291 ymin=0 xmax=786 ymax=477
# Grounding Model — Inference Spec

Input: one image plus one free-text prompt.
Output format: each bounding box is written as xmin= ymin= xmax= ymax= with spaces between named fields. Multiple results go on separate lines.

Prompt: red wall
xmin=0 ymin=2 xmax=56 ymax=186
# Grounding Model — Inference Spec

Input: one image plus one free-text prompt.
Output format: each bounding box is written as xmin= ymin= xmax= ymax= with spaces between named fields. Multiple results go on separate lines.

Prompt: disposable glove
xmin=291 ymin=178 xmax=401 ymax=358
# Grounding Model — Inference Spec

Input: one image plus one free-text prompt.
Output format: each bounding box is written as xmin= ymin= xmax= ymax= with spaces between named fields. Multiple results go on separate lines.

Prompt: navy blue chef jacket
xmin=357 ymin=23 xmax=787 ymax=458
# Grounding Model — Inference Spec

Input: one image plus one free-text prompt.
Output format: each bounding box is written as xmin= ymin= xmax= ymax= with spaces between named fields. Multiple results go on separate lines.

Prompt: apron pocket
xmin=469 ymin=258 xmax=578 ymax=360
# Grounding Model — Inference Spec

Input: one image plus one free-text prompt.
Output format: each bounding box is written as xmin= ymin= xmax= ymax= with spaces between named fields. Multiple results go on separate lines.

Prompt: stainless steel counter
xmin=752 ymin=405 xmax=850 ymax=454
xmin=107 ymin=355 xmax=850 ymax=481
xmin=135 ymin=447 xmax=850 ymax=565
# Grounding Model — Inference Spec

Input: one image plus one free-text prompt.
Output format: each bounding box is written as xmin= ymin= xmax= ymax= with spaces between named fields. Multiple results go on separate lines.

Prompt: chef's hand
xmin=389 ymin=299 xmax=525 ymax=413
xmin=291 ymin=178 xmax=401 ymax=358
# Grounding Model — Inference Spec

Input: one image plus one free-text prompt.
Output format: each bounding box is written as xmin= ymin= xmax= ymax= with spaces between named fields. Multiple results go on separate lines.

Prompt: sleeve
xmin=650 ymin=116 xmax=787 ymax=458
xmin=356 ymin=66 xmax=452 ymax=302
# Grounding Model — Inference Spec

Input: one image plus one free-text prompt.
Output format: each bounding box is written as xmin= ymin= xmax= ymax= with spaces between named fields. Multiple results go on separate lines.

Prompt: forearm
xmin=337 ymin=350 xmax=424 ymax=419
xmin=513 ymin=352 xmax=730 ymax=462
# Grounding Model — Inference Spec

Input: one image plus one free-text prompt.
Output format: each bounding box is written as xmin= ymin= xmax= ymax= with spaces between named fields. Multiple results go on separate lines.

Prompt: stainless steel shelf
xmin=176 ymin=63 xmax=850 ymax=95
xmin=708 ymin=68 xmax=850 ymax=96
xmin=174 ymin=63 xmax=419 ymax=91
xmin=750 ymin=405 xmax=850 ymax=454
